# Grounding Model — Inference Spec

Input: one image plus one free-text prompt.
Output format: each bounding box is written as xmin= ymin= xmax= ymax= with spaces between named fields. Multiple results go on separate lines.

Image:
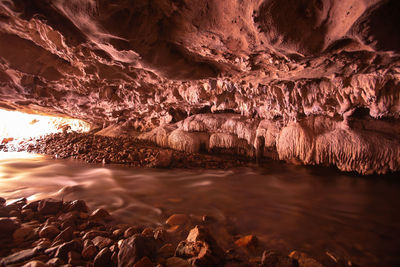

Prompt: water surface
xmin=0 ymin=152 xmax=399 ymax=266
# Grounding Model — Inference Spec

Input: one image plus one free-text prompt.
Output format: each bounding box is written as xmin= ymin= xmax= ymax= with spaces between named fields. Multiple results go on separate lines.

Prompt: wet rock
xmin=52 ymin=226 xmax=74 ymax=245
xmin=118 ymin=234 xmax=157 ymax=267
xmin=83 ymin=230 xmax=110 ymax=240
xmin=54 ymin=240 xmax=83 ymax=261
xmin=23 ymin=201 xmax=40 ymax=212
xmin=94 ymin=247 xmax=112 ymax=267
xmin=175 ymin=225 xmax=224 ymax=266
xmin=92 ymin=236 xmax=114 ymax=249
xmin=165 ymin=257 xmax=192 ymax=267
xmin=166 ymin=214 xmax=189 ymax=226
xmin=90 ymin=208 xmax=112 ymax=221
xmin=39 ymin=225 xmax=61 ymax=239
xmin=21 ymin=209 xmax=35 ymax=220
xmin=38 ymin=199 xmax=63 ymax=215
xmin=289 ymin=251 xmax=324 ymax=267
xmin=235 ymin=235 xmax=258 ymax=248
xmin=124 ymin=226 xmax=141 ymax=238
xmin=82 ymin=244 xmax=98 ymax=260
xmin=261 ymin=250 xmax=299 ymax=267
xmin=0 ymin=217 xmax=20 ymax=238
xmin=133 ymin=256 xmax=153 ymax=267
xmin=0 ymin=247 xmax=43 ymax=266
xmin=64 ymin=200 xmax=88 ymax=213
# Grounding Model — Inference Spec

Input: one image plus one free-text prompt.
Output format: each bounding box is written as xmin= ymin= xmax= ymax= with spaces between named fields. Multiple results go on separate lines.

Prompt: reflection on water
xmin=0 ymin=152 xmax=400 ymax=266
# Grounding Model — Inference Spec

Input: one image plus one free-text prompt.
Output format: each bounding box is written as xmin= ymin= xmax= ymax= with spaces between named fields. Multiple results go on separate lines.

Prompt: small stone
xmin=92 ymin=236 xmax=114 ymax=249
xmin=261 ymin=250 xmax=299 ymax=267
xmin=165 ymin=214 xmax=189 ymax=226
xmin=235 ymin=235 xmax=258 ymax=248
xmin=82 ymin=244 xmax=98 ymax=260
xmin=154 ymin=150 xmax=173 ymax=168
xmin=94 ymin=247 xmax=112 ymax=267
xmin=142 ymin=228 xmax=154 ymax=236
xmin=22 ymin=200 xmax=40 ymax=211
xmin=64 ymin=200 xmax=88 ymax=213
xmin=54 ymin=240 xmax=83 ymax=261
xmin=124 ymin=226 xmax=140 ymax=238
xmin=165 ymin=257 xmax=191 ymax=267
xmin=82 ymin=230 xmax=110 ymax=240
xmin=21 ymin=209 xmax=35 ymax=220
xmin=21 ymin=260 xmax=48 ymax=267
xmin=134 ymin=256 xmax=153 ymax=267
xmin=39 ymin=225 xmax=60 ymax=239
xmin=289 ymin=251 xmax=323 ymax=267
xmin=52 ymin=226 xmax=74 ymax=245
xmin=113 ymin=228 xmax=124 ymax=238
xmin=38 ymin=199 xmax=63 ymax=215
xmin=90 ymin=208 xmax=112 ymax=221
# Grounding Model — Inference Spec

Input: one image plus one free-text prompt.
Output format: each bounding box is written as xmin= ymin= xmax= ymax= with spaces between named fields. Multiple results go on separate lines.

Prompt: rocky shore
xmin=0 ymin=196 xmax=335 ymax=267
xmin=0 ymin=133 xmax=248 ymax=169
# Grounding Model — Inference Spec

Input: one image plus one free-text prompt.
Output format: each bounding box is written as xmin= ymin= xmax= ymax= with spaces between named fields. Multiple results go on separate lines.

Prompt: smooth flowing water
xmin=0 ymin=152 xmax=399 ymax=266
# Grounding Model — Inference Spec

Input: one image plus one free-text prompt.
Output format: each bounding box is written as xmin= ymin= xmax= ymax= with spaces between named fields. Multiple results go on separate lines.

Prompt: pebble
xmin=93 ymin=247 xmax=112 ymax=267
xmin=289 ymin=251 xmax=324 ymax=267
xmin=0 ymin=217 xmax=20 ymax=237
xmin=38 ymin=199 xmax=63 ymax=215
xmin=39 ymin=225 xmax=60 ymax=239
xmin=235 ymin=234 xmax=258 ymax=248
xmin=82 ymin=244 xmax=98 ymax=260
xmin=133 ymin=256 xmax=153 ymax=267
xmin=165 ymin=214 xmax=189 ymax=226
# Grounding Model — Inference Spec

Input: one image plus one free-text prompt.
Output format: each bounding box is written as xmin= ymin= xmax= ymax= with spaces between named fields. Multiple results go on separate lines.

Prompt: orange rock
xmin=235 ymin=235 xmax=258 ymax=248
xmin=165 ymin=214 xmax=189 ymax=226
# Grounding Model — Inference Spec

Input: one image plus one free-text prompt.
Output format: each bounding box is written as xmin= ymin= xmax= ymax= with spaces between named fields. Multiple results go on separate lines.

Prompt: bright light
xmin=0 ymin=109 xmax=91 ymax=141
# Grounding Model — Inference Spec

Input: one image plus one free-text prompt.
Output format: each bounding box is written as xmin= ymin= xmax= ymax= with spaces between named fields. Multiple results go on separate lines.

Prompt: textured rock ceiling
xmin=0 ymin=0 xmax=399 ymax=173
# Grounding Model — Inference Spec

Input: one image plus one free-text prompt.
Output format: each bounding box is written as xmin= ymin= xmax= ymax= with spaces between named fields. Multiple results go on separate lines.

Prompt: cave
xmin=0 ymin=0 xmax=400 ymax=266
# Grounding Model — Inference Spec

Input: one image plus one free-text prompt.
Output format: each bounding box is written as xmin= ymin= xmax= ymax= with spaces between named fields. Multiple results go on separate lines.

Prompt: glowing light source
xmin=0 ymin=109 xmax=91 ymax=141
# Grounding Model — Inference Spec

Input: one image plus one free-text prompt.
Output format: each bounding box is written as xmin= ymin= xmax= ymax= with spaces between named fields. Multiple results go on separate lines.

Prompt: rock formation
xmin=0 ymin=0 xmax=399 ymax=174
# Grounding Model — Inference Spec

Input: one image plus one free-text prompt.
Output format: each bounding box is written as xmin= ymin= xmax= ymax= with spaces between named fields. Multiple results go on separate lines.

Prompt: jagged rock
xmin=175 ymin=225 xmax=224 ymax=266
xmin=118 ymin=234 xmax=157 ymax=267
xmin=90 ymin=208 xmax=112 ymax=221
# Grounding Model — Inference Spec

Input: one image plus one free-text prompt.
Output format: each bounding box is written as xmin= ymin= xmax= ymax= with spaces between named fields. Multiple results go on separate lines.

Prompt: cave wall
xmin=0 ymin=0 xmax=399 ymax=173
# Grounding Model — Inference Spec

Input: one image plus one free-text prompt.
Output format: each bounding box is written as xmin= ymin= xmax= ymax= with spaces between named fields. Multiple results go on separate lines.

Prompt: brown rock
xmin=38 ymin=199 xmax=63 ymax=215
xmin=94 ymin=247 xmax=112 ymax=267
xmin=261 ymin=250 xmax=299 ymax=267
xmin=92 ymin=236 xmax=114 ymax=249
xmin=0 ymin=196 xmax=5 ymax=206
xmin=0 ymin=247 xmax=43 ymax=266
xmin=289 ymin=251 xmax=324 ymax=267
xmin=54 ymin=240 xmax=83 ymax=261
xmin=90 ymin=208 xmax=112 ymax=221
xmin=39 ymin=225 xmax=61 ymax=239
xmin=82 ymin=244 xmax=98 ymax=260
xmin=154 ymin=150 xmax=173 ymax=168
xmin=134 ymin=256 xmax=153 ymax=267
xmin=82 ymin=230 xmax=110 ymax=240
xmin=23 ymin=201 xmax=40 ymax=211
xmin=52 ymin=226 xmax=74 ymax=245
xmin=165 ymin=214 xmax=189 ymax=226
xmin=124 ymin=226 xmax=140 ymax=238
xmin=118 ymin=234 xmax=157 ymax=267
xmin=235 ymin=235 xmax=258 ymax=248
xmin=64 ymin=200 xmax=88 ymax=213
